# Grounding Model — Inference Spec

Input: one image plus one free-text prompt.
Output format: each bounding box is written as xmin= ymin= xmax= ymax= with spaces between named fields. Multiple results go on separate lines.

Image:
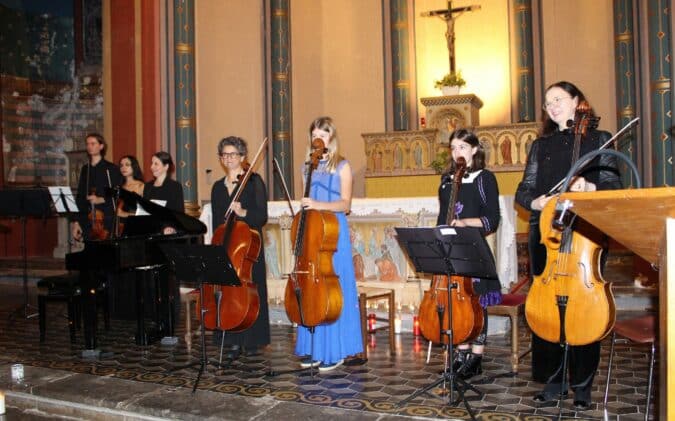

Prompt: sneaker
xmin=318 ymin=359 xmax=344 ymax=372
xmin=299 ymin=357 xmax=321 ymax=368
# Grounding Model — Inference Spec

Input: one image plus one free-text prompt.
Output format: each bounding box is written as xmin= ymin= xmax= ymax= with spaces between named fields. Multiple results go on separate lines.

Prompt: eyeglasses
xmin=220 ymin=152 xmax=241 ymax=159
xmin=542 ymin=96 xmax=572 ymax=110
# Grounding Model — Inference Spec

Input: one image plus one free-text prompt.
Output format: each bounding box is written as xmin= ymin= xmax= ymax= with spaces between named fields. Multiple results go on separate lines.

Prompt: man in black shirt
xmin=71 ymin=133 xmax=121 ymax=241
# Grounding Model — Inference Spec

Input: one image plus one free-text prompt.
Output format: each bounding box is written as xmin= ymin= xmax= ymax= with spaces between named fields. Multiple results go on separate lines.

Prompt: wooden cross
xmin=421 ymin=1 xmax=481 ymax=74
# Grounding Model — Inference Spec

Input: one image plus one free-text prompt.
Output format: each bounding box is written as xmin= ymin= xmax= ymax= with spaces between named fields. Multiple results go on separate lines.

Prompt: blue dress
xmin=294 ymin=159 xmax=363 ymax=364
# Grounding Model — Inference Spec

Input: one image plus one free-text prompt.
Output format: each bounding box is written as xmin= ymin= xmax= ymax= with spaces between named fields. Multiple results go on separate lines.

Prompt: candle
xmin=0 ymin=390 xmax=5 ymax=415
xmin=413 ymin=315 xmax=421 ymax=336
xmin=394 ymin=315 xmax=402 ymax=334
xmin=368 ymin=313 xmax=376 ymax=332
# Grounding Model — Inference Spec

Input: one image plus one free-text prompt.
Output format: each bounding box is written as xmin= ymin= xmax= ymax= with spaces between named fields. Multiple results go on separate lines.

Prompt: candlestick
xmin=368 ymin=313 xmax=376 ymax=332
xmin=413 ymin=315 xmax=420 ymax=336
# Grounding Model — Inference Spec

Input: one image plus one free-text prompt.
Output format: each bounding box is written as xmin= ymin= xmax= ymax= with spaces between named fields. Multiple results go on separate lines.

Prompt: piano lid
xmin=117 ymin=188 xmax=206 ymax=237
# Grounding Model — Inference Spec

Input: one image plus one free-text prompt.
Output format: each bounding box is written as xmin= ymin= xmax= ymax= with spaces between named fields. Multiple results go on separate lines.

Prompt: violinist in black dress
xmin=211 ymin=136 xmax=270 ymax=356
xmin=515 ymin=81 xmax=621 ymax=410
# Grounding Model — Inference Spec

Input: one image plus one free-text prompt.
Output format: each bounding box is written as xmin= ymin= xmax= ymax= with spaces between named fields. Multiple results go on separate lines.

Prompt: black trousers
xmin=528 ymin=223 xmax=600 ymax=401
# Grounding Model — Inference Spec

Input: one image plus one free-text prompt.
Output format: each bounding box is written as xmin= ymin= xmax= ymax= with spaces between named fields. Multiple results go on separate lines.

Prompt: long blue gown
xmin=294 ymin=160 xmax=363 ymax=364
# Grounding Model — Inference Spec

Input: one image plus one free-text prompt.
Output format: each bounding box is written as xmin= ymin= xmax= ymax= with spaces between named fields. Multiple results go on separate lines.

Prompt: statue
xmin=421 ymin=1 xmax=481 ymax=73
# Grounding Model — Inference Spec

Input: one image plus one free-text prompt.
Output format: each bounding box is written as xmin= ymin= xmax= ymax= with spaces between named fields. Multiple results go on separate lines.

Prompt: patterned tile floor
xmin=0 ymin=283 xmax=656 ymax=420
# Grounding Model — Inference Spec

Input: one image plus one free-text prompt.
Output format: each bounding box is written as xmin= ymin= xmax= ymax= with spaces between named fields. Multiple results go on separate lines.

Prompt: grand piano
xmin=66 ymin=189 xmax=206 ymax=354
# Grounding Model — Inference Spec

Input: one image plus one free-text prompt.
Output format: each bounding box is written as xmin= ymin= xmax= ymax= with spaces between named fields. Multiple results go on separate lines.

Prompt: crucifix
xmin=421 ymin=1 xmax=481 ymax=74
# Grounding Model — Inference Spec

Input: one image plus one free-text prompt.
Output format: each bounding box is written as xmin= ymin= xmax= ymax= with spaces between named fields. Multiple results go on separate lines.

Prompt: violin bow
xmin=224 ymin=137 xmax=269 ymax=220
xmin=273 ymin=157 xmax=296 ymax=217
xmin=547 ymin=117 xmax=639 ymax=195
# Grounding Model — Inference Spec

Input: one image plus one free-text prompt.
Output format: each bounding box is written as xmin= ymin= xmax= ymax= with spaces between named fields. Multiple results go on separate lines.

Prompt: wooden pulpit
xmin=559 ymin=187 xmax=675 ymax=420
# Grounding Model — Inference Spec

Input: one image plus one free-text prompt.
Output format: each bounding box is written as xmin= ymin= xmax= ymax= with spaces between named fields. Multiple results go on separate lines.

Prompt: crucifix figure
xmin=421 ymin=1 xmax=481 ymax=74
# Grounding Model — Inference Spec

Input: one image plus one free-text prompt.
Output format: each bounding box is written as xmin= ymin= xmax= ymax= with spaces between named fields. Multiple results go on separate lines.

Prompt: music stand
xmin=160 ymin=243 xmax=241 ymax=393
xmin=394 ymin=226 xmax=497 ymax=420
xmin=0 ymin=188 xmax=53 ymax=320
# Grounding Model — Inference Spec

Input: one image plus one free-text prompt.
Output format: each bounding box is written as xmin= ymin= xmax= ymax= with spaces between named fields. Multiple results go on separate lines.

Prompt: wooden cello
xmin=418 ymin=157 xmax=484 ymax=345
xmin=202 ymin=138 xmax=268 ymax=333
xmin=524 ymin=102 xmax=616 ymax=345
xmin=284 ymin=138 xmax=343 ymax=327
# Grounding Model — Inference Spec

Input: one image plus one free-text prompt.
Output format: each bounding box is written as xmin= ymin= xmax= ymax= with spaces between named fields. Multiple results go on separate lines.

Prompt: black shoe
xmin=573 ymin=400 xmax=591 ymax=411
xmin=452 ymin=349 xmax=469 ymax=373
xmin=457 ymin=353 xmax=482 ymax=380
xmin=533 ymin=391 xmax=568 ymax=403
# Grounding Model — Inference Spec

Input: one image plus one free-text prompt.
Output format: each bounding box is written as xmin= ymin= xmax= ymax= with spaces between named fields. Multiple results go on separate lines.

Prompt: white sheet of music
xmin=135 ymin=199 xmax=167 ymax=216
xmin=47 ymin=186 xmax=79 ymax=213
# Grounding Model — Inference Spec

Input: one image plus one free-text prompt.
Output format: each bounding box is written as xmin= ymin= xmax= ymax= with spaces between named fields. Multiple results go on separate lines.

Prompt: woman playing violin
xmin=438 ymin=129 xmax=501 ymax=380
xmin=294 ymin=116 xmax=363 ymax=372
xmin=211 ymin=136 xmax=270 ymax=357
xmin=117 ymin=155 xmax=145 ymax=218
xmin=515 ymin=81 xmax=621 ymax=410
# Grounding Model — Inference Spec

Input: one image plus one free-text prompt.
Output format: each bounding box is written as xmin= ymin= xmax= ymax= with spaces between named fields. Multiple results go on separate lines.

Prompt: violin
xmin=283 ymin=138 xmax=343 ymax=327
xmin=525 ymin=101 xmax=615 ymax=345
xmin=418 ymin=157 xmax=484 ymax=345
xmin=202 ymin=138 xmax=269 ymax=333
xmin=88 ymin=187 xmax=109 ymax=240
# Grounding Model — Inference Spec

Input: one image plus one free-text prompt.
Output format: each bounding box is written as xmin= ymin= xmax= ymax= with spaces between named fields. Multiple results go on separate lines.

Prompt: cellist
xmin=293 ymin=116 xmax=363 ymax=372
xmin=515 ymin=81 xmax=622 ymax=410
xmin=211 ymin=136 xmax=270 ymax=358
xmin=437 ymin=129 xmax=502 ymax=380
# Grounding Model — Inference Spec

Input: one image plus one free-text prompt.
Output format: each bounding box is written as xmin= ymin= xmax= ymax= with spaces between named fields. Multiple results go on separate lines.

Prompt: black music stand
xmin=0 ymin=188 xmax=53 ymax=320
xmin=394 ymin=226 xmax=497 ymax=421
xmin=160 ymin=243 xmax=241 ymax=393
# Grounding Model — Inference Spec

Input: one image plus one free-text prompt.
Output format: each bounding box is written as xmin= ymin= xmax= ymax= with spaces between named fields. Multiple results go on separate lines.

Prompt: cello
xmin=524 ymin=101 xmax=615 ymax=346
xmin=283 ymin=138 xmax=343 ymax=327
xmin=202 ymin=138 xmax=269 ymax=333
xmin=418 ymin=157 xmax=484 ymax=345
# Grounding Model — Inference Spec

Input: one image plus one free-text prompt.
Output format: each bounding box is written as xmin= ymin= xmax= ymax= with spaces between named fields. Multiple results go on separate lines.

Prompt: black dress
xmin=210 ymin=173 xmax=270 ymax=350
xmin=143 ymin=178 xmax=185 ymax=213
xmin=437 ymin=168 xmax=502 ymax=344
xmin=74 ymin=159 xmax=121 ymax=239
xmin=515 ymin=127 xmax=621 ymax=401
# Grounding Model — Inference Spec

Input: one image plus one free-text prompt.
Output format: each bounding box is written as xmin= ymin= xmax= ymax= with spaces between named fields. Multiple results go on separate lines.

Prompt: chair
xmin=486 ymin=278 xmax=529 ymax=373
xmin=38 ymin=273 xmax=109 ymax=343
xmin=357 ymin=286 xmax=396 ymax=358
xmin=603 ymin=315 xmax=656 ymax=421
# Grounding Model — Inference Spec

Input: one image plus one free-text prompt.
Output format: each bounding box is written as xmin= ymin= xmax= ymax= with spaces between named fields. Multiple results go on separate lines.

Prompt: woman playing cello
xmin=294 ymin=116 xmax=363 ymax=372
xmin=437 ymin=129 xmax=502 ymax=380
xmin=211 ymin=136 xmax=270 ymax=357
xmin=515 ymin=81 xmax=621 ymax=410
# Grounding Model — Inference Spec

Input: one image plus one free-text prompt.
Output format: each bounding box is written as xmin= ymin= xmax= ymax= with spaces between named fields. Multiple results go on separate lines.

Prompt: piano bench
xmin=37 ymin=274 xmax=109 ymax=343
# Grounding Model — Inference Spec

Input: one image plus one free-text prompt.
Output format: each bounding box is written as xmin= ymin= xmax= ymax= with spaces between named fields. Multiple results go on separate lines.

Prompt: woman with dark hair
xmin=117 ymin=155 xmax=144 ymax=218
xmin=210 ymin=136 xmax=270 ymax=357
xmin=515 ymin=81 xmax=621 ymax=410
xmin=143 ymin=151 xmax=184 ymax=216
xmin=437 ymin=129 xmax=501 ymax=379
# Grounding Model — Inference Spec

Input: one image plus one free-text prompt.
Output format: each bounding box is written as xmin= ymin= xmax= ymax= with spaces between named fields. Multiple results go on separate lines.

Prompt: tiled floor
xmin=0 ymin=282 xmax=657 ymax=420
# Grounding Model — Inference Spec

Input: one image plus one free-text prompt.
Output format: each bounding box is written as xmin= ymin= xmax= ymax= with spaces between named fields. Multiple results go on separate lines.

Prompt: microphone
xmin=566 ymin=119 xmax=574 ymax=128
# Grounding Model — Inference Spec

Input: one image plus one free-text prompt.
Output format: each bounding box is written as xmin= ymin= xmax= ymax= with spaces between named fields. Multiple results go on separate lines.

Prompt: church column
xmin=613 ymin=0 xmax=639 ymax=188
xmin=512 ymin=0 xmax=535 ymax=122
xmin=391 ymin=0 xmax=412 ymax=130
xmin=270 ymin=0 xmax=294 ymax=199
xmin=173 ymin=0 xmax=198 ymax=213
xmin=645 ymin=0 xmax=673 ymax=186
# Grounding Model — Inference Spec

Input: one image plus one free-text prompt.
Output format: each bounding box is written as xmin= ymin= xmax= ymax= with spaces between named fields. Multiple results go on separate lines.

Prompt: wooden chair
xmin=603 ymin=315 xmax=656 ymax=421
xmin=486 ymin=278 xmax=529 ymax=373
xmin=357 ymin=286 xmax=396 ymax=358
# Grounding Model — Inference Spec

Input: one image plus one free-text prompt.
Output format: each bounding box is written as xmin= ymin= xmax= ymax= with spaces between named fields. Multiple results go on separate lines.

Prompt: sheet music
xmin=135 ymin=199 xmax=167 ymax=216
xmin=47 ymin=186 xmax=79 ymax=213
